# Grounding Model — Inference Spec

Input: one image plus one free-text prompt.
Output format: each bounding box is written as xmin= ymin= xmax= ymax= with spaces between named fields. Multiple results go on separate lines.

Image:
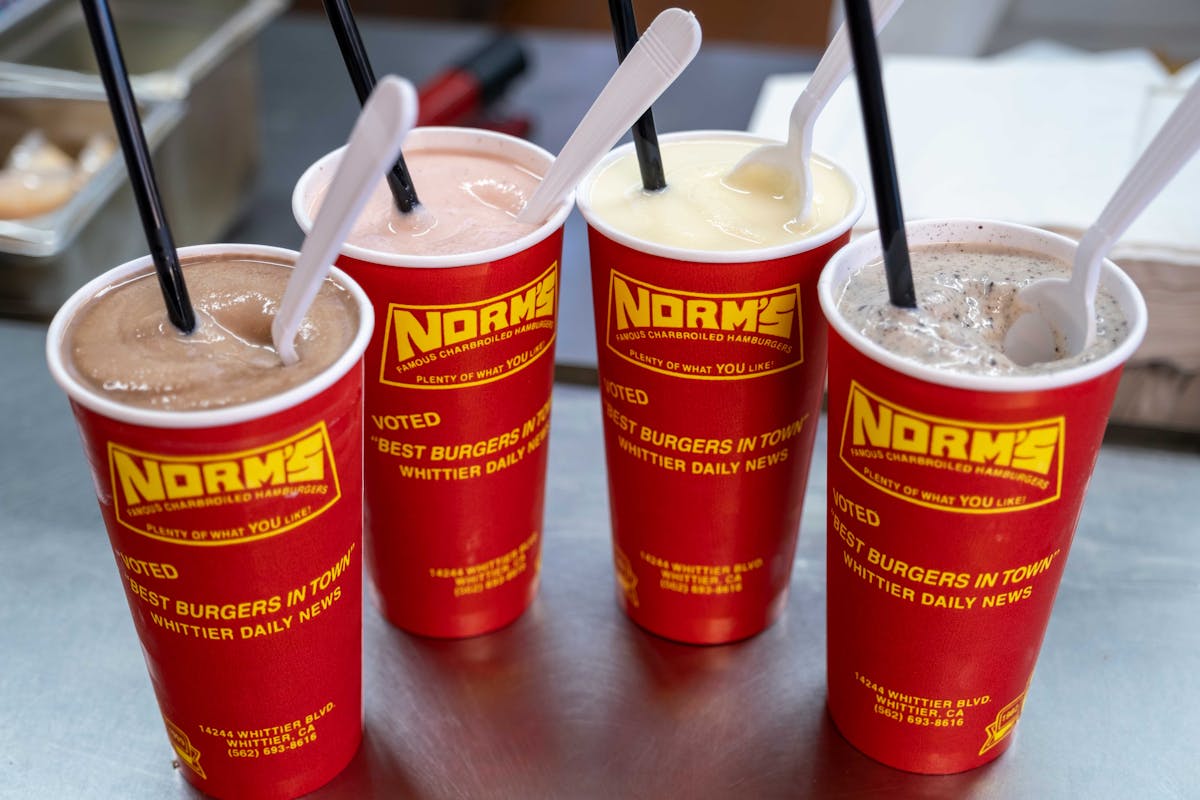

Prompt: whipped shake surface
xmin=307 ymin=147 xmax=542 ymax=257
xmin=64 ymin=253 xmax=359 ymax=411
xmin=835 ymin=242 xmax=1128 ymax=376
xmin=585 ymin=137 xmax=858 ymax=252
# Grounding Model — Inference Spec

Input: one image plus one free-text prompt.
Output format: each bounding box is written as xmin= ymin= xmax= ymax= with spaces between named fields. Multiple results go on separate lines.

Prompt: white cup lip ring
xmin=292 ymin=126 xmax=573 ymax=270
xmin=46 ymin=243 xmax=375 ymax=429
xmin=816 ymin=217 xmax=1149 ymax=394
xmin=575 ymin=129 xmax=867 ymax=264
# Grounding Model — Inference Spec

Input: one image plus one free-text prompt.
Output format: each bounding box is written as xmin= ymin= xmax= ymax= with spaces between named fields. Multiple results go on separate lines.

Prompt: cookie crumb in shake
xmin=835 ymin=242 xmax=1128 ymax=374
xmin=818 ymin=219 xmax=1147 ymax=774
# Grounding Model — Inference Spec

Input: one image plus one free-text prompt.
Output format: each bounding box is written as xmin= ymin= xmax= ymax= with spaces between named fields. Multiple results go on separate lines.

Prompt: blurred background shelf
xmin=292 ymin=0 xmax=1200 ymax=62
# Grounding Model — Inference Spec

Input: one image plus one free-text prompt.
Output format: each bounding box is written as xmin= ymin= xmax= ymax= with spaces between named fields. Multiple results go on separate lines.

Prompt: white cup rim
xmin=817 ymin=218 xmax=1149 ymax=393
xmin=46 ymin=243 xmax=375 ymax=429
xmin=292 ymin=126 xmax=573 ymax=269
xmin=575 ymin=129 xmax=867 ymax=264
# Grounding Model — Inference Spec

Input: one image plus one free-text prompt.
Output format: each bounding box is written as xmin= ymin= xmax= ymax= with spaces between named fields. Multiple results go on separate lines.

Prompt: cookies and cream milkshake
xmin=817 ymin=219 xmax=1147 ymax=774
xmin=834 ymin=242 xmax=1129 ymax=375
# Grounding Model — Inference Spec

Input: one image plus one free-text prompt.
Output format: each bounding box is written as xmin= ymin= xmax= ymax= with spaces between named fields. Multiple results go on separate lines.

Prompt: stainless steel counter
xmin=2 ymin=12 xmax=1199 ymax=800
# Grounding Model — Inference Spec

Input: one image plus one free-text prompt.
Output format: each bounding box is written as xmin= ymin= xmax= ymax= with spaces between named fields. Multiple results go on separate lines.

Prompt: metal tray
xmin=0 ymin=0 xmax=287 ymax=319
xmin=0 ymin=83 xmax=182 ymax=317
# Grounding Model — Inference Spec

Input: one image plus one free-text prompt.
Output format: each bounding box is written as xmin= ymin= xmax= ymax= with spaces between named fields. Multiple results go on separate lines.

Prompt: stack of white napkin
xmin=748 ymin=43 xmax=1200 ymax=431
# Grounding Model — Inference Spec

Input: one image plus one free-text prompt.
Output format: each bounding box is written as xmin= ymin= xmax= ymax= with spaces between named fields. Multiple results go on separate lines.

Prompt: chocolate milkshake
xmin=63 ymin=252 xmax=360 ymax=411
xmin=47 ymin=244 xmax=373 ymax=799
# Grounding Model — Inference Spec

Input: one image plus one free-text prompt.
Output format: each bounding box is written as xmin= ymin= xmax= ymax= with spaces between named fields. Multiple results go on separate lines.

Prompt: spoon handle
xmin=516 ymin=8 xmax=701 ymax=225
xmin=1075 ymin=76 xmax=1200 ymax=297
xmin=796 ymin=0 xmax=905 ymax=144
xmin=792 ymin=0 xmax=904 ymax=222
xmin=272 ymin=76 xmax=418 ymax=366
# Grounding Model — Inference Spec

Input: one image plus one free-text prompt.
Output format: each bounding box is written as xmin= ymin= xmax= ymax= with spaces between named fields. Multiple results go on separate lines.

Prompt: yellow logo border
xmin=164 ymin=717 xmax=206 ymax=779
xmin=379 ymin=261 xmax=558 ymax=390
xmin=108 ymin=422 xmax=342 ymax=546
xmin=838 ymin=381 xmax=1065 ymax=515
xmin=604 ymin=269 xmax=804 ymax=381
xmin=979 ymin=689 xmax=1027 ymax=755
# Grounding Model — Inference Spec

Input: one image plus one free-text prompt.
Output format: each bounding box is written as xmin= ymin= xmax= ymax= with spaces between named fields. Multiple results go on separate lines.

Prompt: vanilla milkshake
xmin=578 ymin=130 xmax=864 ymax=644
xmin=585 ymin=136 xmax=857 ymax=253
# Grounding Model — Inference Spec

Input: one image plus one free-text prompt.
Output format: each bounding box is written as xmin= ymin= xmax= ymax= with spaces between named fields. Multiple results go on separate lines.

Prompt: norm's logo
xmin=605 ymin=271 xmax=803 ymax=380
xmin=839 ymin=382 xmax=1064 ymax=513
xmin=380 ymin=262 xmax=558 ymax=389
xmin=108 ymin=423 xmax=341 ymax=545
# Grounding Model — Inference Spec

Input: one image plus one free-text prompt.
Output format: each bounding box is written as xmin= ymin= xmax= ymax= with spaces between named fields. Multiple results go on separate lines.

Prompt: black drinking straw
xmin=80 ymin=0 xmax=195 ymax=333
xmin=607 ymin=0 xmax=667 ymax=191
xmin=843 ymin=0 xmax=916 ymax=308
xmin=322 ymin=0 xmax=421 ymax=212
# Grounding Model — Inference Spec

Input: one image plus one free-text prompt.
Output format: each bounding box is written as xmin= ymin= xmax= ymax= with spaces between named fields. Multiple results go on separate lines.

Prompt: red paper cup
xmin=293 ymin=128 xmax=570 ymax=638
xmin=818 ymin=219 xmax=1148 ymax=773
xmin=577 ymin=131 xmax=865 ymax=644
xmin=46 ymin=245 xmax=373 ymax=799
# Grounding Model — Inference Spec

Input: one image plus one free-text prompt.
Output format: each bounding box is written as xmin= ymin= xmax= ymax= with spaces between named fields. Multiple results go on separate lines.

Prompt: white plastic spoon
xmin=272 ymin=75 xmax=418 ymax=366
xmin=515 ymin=8 xmax=702 ymax=225
xmin=1004 ymin=76 xmax=1200 ymax=366
xmin=725 ymin=0 xmax=904 ymax=217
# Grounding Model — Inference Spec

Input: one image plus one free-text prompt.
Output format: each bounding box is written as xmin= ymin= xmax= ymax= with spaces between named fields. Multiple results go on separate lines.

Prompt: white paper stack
xmin=748 ymin=45 xmax=1200 ymax=431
